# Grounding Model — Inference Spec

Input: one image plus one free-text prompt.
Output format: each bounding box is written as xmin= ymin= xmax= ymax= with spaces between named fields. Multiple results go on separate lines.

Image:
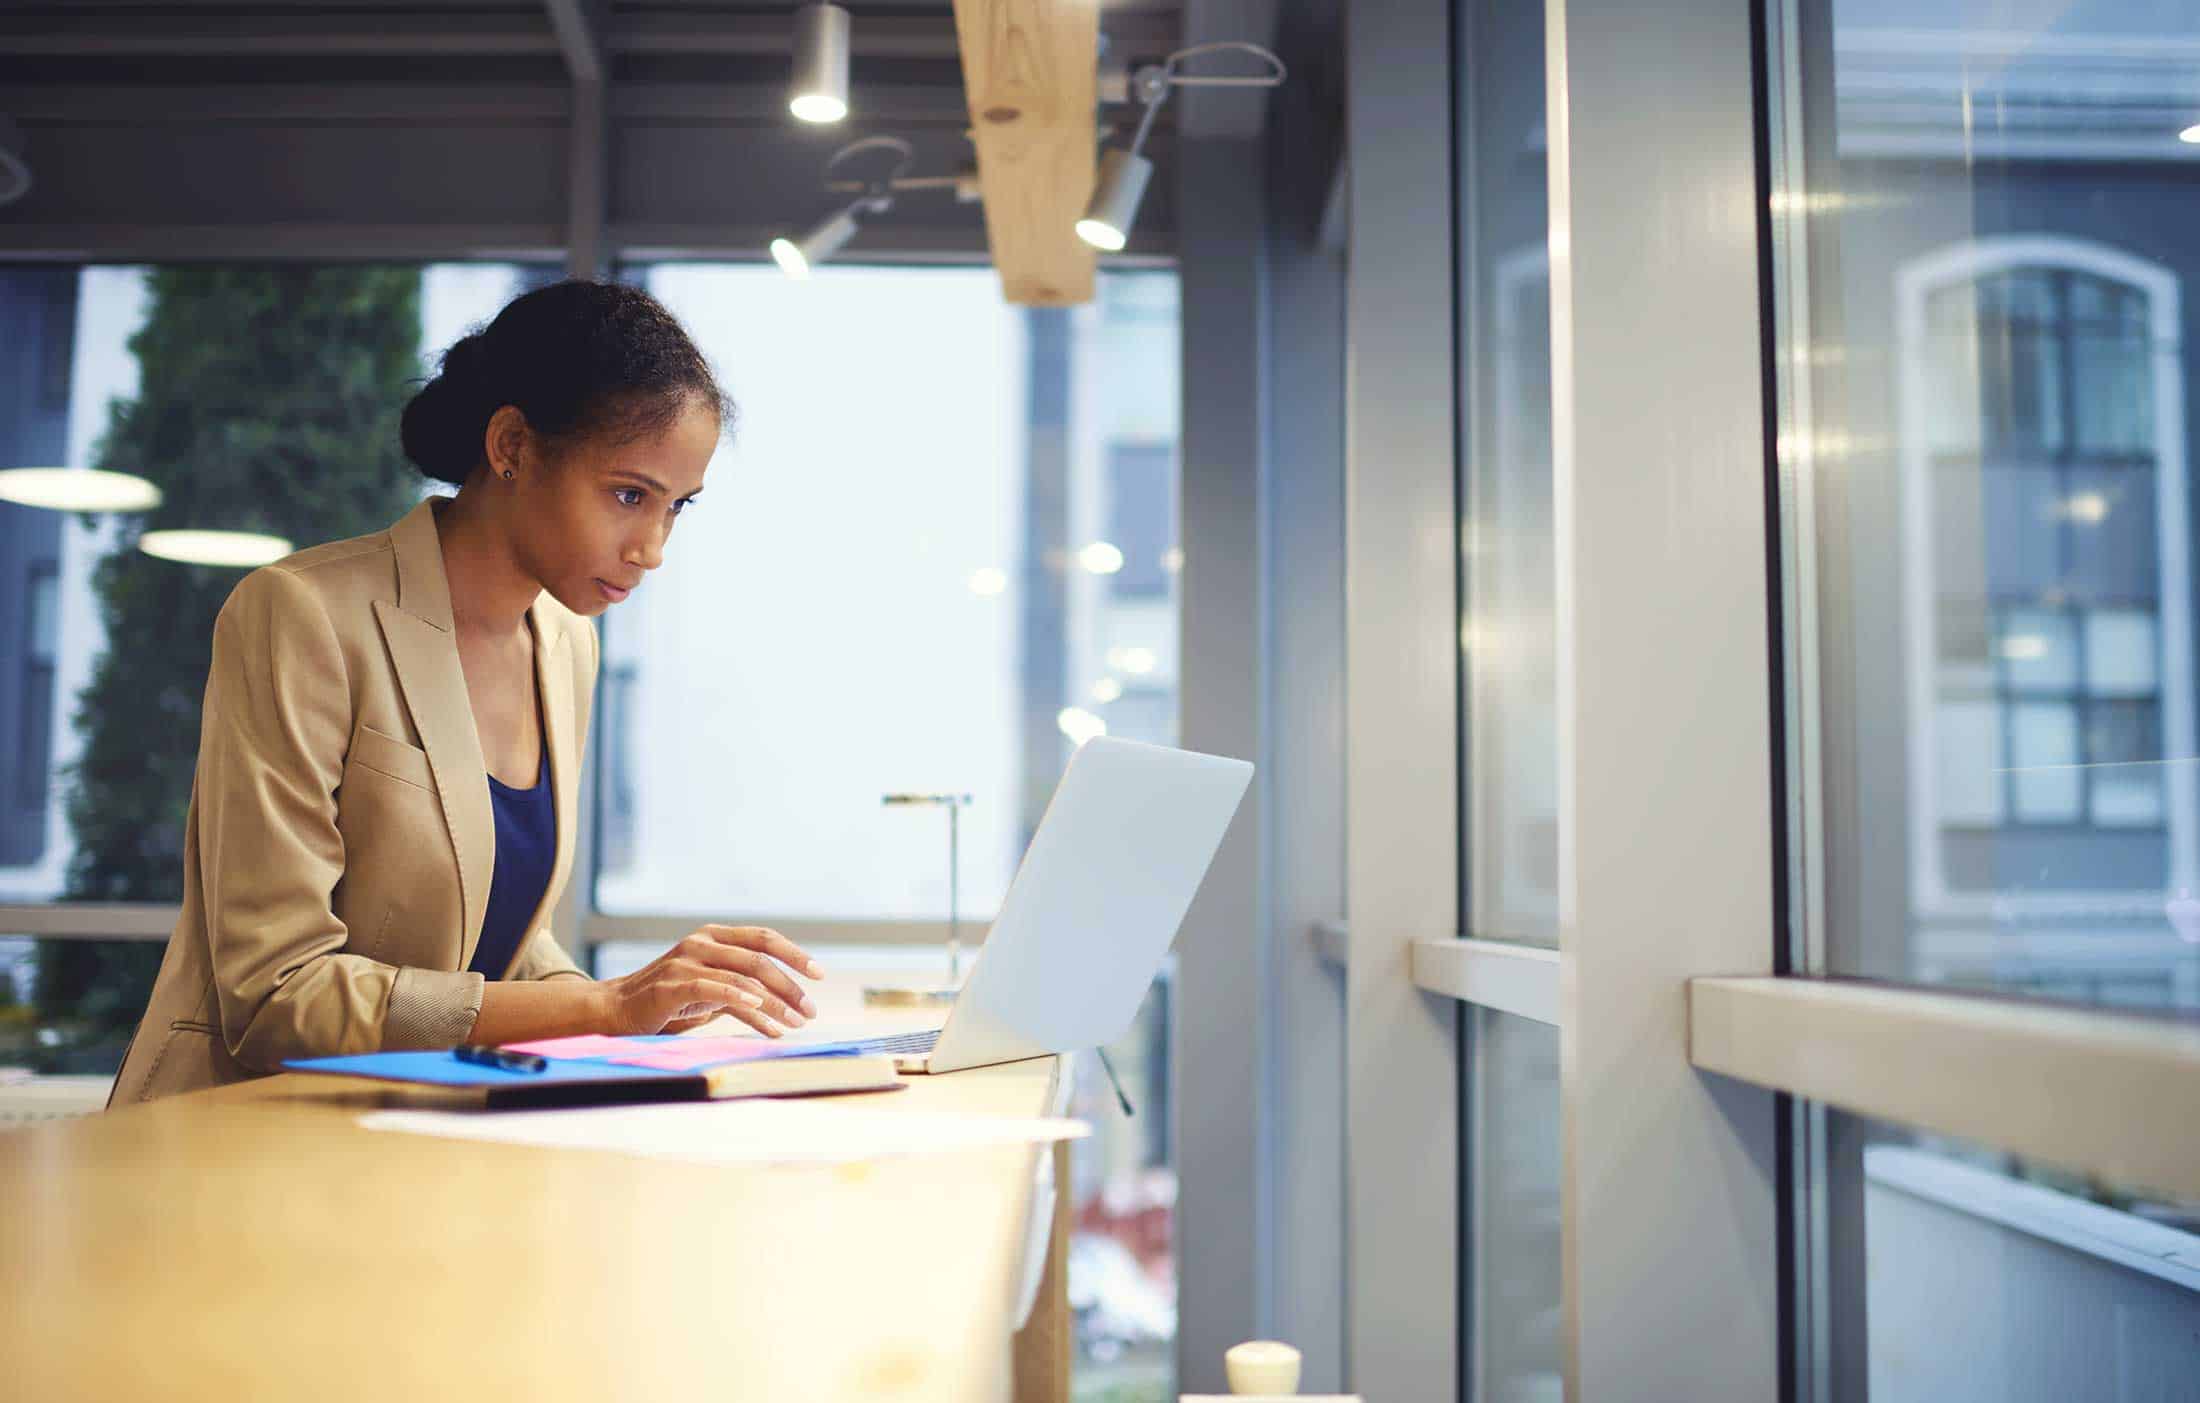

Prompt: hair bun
xmin=437 ymin=332 xmax=491 ymax=394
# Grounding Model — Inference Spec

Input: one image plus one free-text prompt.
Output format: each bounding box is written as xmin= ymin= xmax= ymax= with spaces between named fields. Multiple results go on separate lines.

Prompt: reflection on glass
xmin=1456 ymin=0 xmax=1563 ymax=1391
xmin=1827 ymin=1110 xmax=2199 ymax=1403
xmin=598 ymin=266 xmax=1181 ymax=922
xmin=1770 ymin=0 xmax=2200 ymax=1011
xmin=1467 ymin=1006 xmax=1561 ymax=1403
xmin=1457 ymin=0 xmax=1558 ymax=947
xmin=1066 ymin=973 xmax=1175 ymax=1400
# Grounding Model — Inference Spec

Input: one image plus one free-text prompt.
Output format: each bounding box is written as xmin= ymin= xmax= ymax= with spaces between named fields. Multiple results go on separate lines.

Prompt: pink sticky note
xmin=604 ymin=1037 xmax=787 ymax=1072
xmin=604 ymin=1048 xmax=721 ymax=1072
xmin=501 ymin=1034 xmax=634 ymax=1060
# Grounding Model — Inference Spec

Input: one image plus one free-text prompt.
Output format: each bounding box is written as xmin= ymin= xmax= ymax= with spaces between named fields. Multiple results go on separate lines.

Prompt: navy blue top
xmin=470 ymin=749 xmax=555 ymax=979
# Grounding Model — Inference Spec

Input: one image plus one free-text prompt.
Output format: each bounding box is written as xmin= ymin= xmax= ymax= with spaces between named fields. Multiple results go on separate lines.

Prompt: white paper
xmin=357 ymin=1098 xmax=1089 ymax=1167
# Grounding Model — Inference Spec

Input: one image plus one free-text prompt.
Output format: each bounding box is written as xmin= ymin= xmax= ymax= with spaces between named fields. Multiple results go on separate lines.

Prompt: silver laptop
xmin=798 ymin=736 xmax=1254 ymax=1074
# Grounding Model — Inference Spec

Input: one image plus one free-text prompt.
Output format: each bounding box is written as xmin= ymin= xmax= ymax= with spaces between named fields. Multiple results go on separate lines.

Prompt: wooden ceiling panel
xmin=949 ymin=0 xmax=1098 ymax=306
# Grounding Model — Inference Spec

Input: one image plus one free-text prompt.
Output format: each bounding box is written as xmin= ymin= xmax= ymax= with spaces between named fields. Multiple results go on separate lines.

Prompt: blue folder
xmin=285 ymin=1037 xmax=870 ymax=1107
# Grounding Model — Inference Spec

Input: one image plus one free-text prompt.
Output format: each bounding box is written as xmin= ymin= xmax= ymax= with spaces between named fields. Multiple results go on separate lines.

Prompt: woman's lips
xmin=596 ymin=578 xmax=631 ymax=603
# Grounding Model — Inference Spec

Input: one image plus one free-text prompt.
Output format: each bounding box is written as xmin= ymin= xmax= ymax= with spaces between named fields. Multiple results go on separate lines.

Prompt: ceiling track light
xmin=1078 ymin=41 xmax=1288 ymax=253
xmin=772 ymin=135 xmax=980 ymax=278
xmin=789 ymin=2 xmax=852 ymax=124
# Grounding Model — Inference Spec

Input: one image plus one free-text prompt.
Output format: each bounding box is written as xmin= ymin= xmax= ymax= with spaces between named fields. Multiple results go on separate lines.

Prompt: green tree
xmin=38 ymin=266 xmax=426 ymax=1061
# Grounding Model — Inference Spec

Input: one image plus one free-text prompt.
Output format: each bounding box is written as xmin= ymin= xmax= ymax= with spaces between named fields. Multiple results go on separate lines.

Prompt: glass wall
xmin=1465 ymin=1005 xmax=1562 ymax=1403
xmin=593 ymin=265 xmax=1181 ymax=925
xmin=1825 ymin=1109 xmax=2199 ymax=1402
xmin=1768 ymin=0 xmax=2200 ymax=1014
xmin=1765 ymin=0 xmax=2200 ymax=1395
xmin=594 ymin=263 xmax=1185 ymax=1403
xmin=0 ymin=261 xmax=538 ymax=1071
xmin=1457 ymin=0 xmax=1559 ymax=951
xmin=1455 ymin=0 xmax=1564 ymax=1397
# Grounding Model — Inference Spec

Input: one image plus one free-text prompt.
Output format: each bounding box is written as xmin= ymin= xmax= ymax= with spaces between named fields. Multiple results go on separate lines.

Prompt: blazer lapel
xmin=375 ymin=498 xmax=495 ymax=969
xmin=508 ymin=592 xmax=577 ymax=975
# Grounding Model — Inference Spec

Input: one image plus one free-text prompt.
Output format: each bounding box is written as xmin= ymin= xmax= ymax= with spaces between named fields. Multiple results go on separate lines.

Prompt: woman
xmin=110 ymin=279 xmax=819 ymax=1105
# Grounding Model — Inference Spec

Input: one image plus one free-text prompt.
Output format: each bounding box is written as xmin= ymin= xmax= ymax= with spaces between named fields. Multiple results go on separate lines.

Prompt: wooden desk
xmin=0 ymin=1017 xmax=1073 ymax=1402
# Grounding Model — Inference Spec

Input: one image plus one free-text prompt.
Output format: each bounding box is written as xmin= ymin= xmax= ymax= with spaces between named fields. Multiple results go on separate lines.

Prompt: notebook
xmin=284 ymin=1035 xmax=902 ymax=1109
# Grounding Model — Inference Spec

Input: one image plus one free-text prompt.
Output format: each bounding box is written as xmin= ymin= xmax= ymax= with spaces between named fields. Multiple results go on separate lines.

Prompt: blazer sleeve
xmin=508 ymin=927 xmax=589 ymax=982
xmin=198 ymin=566 xmax=484 ymax=1071
xmin=506 ymin=613 xmax=598 ymax=986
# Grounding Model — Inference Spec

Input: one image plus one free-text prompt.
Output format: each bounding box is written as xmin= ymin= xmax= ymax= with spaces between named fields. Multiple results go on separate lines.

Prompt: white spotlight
xmin=968 ymin=567 xmax=1008 ymax=597
xmin=1078 ymin=541 xmax=1125 ymax=575
xmin=0 ymin=467 xmax=162 ymax=513
xmin=772 ymin=206 xmax=863 ymax=279
xmin=2181 ymin=122 xmax=2200 ymax=145
xmin=1077 ymin=150 xmax=1151 ymax=252
xmin=790 ymin=3 xmax=851 ymax=124
xmin=138 ymin=530 xmax=293 ymax=569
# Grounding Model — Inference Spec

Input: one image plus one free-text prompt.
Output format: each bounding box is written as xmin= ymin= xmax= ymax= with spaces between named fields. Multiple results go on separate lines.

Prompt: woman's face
xmin=505 ymin=396 xmax=720 ymax=617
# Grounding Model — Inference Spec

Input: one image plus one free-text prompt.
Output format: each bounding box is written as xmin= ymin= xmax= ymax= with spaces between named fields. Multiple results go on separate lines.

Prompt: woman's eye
xmin=615 ymin=488 xmax=644 ymax=507
xmin=673 ymin=498 xmax=692 ymax=515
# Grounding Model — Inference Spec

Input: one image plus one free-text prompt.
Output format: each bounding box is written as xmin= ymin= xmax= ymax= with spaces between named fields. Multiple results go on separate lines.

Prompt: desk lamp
xmin=863 ymin=792 xmax=975 ymax=1008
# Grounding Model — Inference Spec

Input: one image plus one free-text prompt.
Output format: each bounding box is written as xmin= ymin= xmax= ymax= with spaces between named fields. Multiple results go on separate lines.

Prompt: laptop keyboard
xmin=842 ymin=1028 xmax=943 ymax=1056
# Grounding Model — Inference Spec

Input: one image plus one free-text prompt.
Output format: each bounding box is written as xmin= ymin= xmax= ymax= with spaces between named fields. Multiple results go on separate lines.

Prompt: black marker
xmin=452 ymin=1044 xmax=549 ymax=1074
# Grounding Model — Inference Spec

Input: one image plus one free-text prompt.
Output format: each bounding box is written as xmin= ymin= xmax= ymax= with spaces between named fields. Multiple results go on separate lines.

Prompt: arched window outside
xmin=1898 ymin=238 xmax=2195 ymax=920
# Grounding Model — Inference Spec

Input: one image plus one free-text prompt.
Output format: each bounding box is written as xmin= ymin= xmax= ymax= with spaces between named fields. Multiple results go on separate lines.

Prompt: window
xmin=592 ymin=265 xmax=1180 ymax=925
xmin=1904 ymin=250 xmax=2191 ymax=913
xmin=1764 ymin=0 xmax=2200 ymax=1396
xmin=1455 ymin=0 xmax=1564 ymax=1397
xmin=0 ymin=261 xmax=540 ymax=1070
xmin=1827 ymin=1110 xmax=2199 ymax=1402
xmin=1775 ymin=16 xmax=2200 ymax=1010
xmin=16 ymin=565 xmax=56 ymax=813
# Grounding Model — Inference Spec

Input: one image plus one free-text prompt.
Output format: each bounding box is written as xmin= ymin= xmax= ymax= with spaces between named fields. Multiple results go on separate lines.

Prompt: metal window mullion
xmin=1342 ymin=0 xmax=1461 ymax=1395
xmin=1546 ymin=0 xmax=1784 ymax=1398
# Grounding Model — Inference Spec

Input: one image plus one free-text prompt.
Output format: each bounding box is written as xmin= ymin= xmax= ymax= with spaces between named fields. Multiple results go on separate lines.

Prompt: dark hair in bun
xmin=400 ymin=278 xmax=733 ymax=487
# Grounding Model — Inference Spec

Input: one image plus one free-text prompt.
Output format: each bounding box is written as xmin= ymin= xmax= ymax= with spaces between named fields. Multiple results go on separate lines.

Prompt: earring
xmin=502 ymin=469 xmax=515 ymax=480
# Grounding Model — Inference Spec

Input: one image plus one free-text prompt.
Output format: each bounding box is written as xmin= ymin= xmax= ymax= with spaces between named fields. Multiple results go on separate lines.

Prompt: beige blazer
xmin=111 ymin=496 xmax=596 ymax=1105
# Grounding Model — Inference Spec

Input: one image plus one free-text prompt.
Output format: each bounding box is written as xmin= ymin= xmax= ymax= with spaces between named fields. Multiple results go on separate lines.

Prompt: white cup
xmin=1224 ymin=1339 xmax=1302 ymax=1395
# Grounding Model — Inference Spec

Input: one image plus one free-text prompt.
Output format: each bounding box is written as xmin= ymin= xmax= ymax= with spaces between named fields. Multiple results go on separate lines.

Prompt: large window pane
xmin=1767 ymin=0 xmax=2200 ymax=1013
xmin=1456 ymin=0 xmax=1558 ymax=948
xmin=1466 ymin=1006 xmax=1561 ymax=1403
xmin=1455 ymin=0 xmax=1563 ymax=1397
xmin=1826 ymin=1109 xmax=2199 ymax=1403
xmin=0 ymin=262 xmax=538 ymax=1069
xmin=596 ymin=265 xmax=1180 ymax=922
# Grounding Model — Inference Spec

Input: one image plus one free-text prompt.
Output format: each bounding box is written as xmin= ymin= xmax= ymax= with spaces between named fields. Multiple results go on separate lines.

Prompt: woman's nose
xmin=628 ymin=526 xmax=667 ymax=573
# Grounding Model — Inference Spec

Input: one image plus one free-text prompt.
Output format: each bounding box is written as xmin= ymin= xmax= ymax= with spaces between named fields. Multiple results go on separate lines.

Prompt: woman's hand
xmin=602 ymin=925 xmax=825 ymax=1038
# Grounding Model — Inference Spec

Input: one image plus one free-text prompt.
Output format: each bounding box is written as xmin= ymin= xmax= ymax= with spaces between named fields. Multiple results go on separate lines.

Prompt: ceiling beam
xmin=5 ymin=82 xmax=981 ymax=127
xmin=950 ymin=0 xmax=1100 ymax=306
xmin=0 ymin=10 xmax=1182 ymax=63
xmin=0 ymin=12 xmax=560 ymax=58
xmin=544 ymin=0 xmax=607 ymax=277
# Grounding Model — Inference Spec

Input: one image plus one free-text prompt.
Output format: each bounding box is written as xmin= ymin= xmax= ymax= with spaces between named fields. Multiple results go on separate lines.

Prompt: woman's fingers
xmin=659 ymin=977 xmax=774 ymax=1035
xmin=683 ymin=930 xmax=818 ymax=1018
xmin=723 ymin=972 xmax=809 ymax=1029
xmin=700 ymin=924 xmax=824 ymax=981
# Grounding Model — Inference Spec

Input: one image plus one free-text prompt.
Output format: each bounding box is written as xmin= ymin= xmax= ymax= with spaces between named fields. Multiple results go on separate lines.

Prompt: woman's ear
xmin=483 ymin=404 xmax=531 ymax=481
